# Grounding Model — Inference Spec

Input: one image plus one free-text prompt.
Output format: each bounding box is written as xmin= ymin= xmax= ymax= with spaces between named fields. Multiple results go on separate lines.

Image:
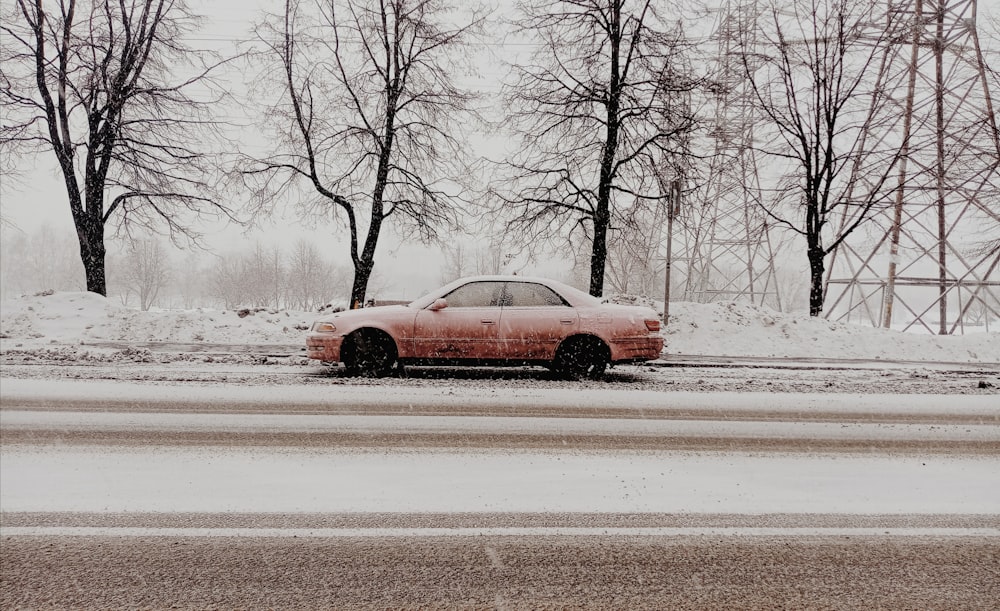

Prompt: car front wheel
xmin=341 ymin=329 xmax=397 ymax=377
xmin=553 ymin=336 xmax=609 ymax=380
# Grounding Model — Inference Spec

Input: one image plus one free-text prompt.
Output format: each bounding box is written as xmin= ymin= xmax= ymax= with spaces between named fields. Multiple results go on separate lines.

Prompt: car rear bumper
xmin=610 ymin=336 xmax=664 ymax=363
xmin=306 ymin=334 xmax=344 ymax=362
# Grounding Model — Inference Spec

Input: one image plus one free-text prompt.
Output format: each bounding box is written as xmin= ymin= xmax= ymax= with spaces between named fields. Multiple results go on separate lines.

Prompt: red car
xmin=306 ymin=275 xmax=664 ymax=378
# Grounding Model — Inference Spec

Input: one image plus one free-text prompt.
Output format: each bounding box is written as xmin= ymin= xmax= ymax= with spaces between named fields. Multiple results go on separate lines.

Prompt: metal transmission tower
xmin=825 ymin=0 xmax=1000 ymax=333
xmin=670 ymin=0 xmax=782 ymax=310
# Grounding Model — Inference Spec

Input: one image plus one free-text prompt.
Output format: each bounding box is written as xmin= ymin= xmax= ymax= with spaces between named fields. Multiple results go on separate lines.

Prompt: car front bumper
xmin=306 ymin=334 xmax=345 ymax=362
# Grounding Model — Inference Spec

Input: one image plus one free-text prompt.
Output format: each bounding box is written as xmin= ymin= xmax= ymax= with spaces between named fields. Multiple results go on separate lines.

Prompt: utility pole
xmin=662 ymin=178 xmax=681 ymax=321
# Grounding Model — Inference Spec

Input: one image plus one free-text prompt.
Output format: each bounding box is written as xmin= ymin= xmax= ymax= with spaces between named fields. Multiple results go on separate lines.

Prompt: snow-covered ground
xmin=1 ymin=290 xmax=997 ymax=363
xmin=5 ymin=445 xmax=995 ymax=514
xmin=1 ymin=299 xmax=997 ymax=540
xmin=0 ymin=291 xmax=312 ymax=346
xmin=3 ymin=379 xmax=998 ymax=516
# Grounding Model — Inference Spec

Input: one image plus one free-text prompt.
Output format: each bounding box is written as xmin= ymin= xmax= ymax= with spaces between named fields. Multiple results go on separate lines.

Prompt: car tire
xmin=553 ymin=336 xmax=609 ymax=380
xmin=342 ymin=329 xmax=397 ymax=377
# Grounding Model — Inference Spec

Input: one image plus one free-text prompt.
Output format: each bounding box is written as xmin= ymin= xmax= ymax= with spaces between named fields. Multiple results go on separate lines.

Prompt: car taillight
xmin=644 ymin=319 xmax=660 ymax=332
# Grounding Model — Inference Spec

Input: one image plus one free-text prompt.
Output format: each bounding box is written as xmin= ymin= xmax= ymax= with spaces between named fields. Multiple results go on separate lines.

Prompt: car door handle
xmin=560 ymin=319 xmax=574 ymax=324
xmin=481 ymin=319 xmax=495 ymax=325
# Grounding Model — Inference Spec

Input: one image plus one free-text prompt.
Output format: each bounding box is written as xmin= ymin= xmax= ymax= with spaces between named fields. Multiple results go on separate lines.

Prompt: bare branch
xmin=242 ymin=0 xmax=484 ymax=306
xmin=488 ymin=0 xmax=699 ymax=296
xmin=1 ymin=0 xmax=239 ymax=295
xmin=737 ymin=0 xmax=909 ymax=316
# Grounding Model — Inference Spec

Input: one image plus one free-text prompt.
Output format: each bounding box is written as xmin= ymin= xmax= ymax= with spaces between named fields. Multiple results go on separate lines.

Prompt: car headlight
xmin=312 ymin=321 xmax=337 ymax=333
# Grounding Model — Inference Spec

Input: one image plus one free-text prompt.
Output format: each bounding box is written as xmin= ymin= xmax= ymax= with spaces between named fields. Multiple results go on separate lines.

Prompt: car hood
xmin=313 ymin=304 xmax=413 ymax=324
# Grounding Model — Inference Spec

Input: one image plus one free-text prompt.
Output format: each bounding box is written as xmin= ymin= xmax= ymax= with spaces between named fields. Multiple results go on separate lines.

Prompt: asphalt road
xmin=2 ymin=366 xmax=999 ymax=609
xmin=4 ymin=532 xmax=998 ymax=609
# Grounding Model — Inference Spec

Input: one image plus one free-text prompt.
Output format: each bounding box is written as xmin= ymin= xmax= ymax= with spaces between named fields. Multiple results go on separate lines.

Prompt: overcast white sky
xmin=2 ymin=0 xmax=997 ymax=298
xmin=1 ymin=0 xmax=550 ymax=297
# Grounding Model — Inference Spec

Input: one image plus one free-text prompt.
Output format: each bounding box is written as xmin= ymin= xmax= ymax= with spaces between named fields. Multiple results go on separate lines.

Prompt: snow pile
xmin=0 ymin=291 xmax=313 ymax=346
xmin=663 ymin=301 xmax=998 ymax=363
xmin=1 ymin=291 xmax=998 ymax=364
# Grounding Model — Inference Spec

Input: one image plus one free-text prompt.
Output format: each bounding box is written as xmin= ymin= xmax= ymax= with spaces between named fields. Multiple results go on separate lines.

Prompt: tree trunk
xmin=808 ymin=246 xmax=825 ymax=317
xmin=590 ymin=4 xmax=621 ymax=297
xmin=348 ymin=81 xmax=397 ymax=308
xmin=76 ymin=220 xmax=108 ymax=296
xmin=78 ymin=171 xmax=109 ymax=296
xmin=588 ymin=3 xmax=621 ymax=299
xmin=590 ymin=205 xmax=609 ymax=297
xmin=349 ymin=159 xmax=389 ymax=308
xmin=350 ymin=256 xmax=375 ymax=308
xmin=48 ymin=129 xmax=109 ymax=295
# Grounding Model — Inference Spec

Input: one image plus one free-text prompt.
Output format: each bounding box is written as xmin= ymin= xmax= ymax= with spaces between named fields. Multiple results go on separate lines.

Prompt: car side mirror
xmin=428 ymin=298 xmax=448 ymax=311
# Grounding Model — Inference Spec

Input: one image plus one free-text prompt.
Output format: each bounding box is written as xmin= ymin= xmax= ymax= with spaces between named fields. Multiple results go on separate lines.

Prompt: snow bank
xmin=0 ymin=291 xmax=313 ymax=345
xmin=662 ymin=300 xmax=999 ymax=363
xmin=1 ymin=291 xmax=997 ymax=364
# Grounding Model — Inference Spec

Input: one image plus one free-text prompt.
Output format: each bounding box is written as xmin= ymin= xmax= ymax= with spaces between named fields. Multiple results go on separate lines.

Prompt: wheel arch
xmin=342 ymin=326 xmax=400 ymax=358
xmin=555 ymin=333 xmax=610 ymax=360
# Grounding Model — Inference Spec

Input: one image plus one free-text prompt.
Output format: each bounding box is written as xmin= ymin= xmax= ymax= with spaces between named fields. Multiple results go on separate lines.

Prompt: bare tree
xmin=244 ymin=243 xmax=284 ymax=308
xmin=206 ymin=242 xmax=346 ymax=310
xmin=0 ymin=140 xmax=28 ymax=231
xmin=244 ymin=0 xmax=482 ymax=308
xmin=116 ymin=239 xmax=170 ymax=310
xmin=474 ymin=241 xmax=512 ymax=276
xmin=773 ymin=263 xmax=809 ymax=313
xmin=0 ymin=0 xmax=237 ymax=296
xmin=736 ymin=0 xmax=908 ymax=316
xmin=174 ymin=250 xmax=204 ymax=309
xmin=491 ymin=0 xmax=697 ymax=297
xmin=207 ymin=255 xmax=249 ymax=309
xmin=440 ymin=236 xmax=518 ymax=283
xmin=206 ymin=246 xmax=281 ymax=310
xmin=0 ymin=223 xmax=84 ymax=298
xmin=286 ymin=239 xmax=348 ymax=310
xmin=439 ymin=242 xmax=473 ymax=284
xmin=604 ymin=199 xmax=667 ymax=296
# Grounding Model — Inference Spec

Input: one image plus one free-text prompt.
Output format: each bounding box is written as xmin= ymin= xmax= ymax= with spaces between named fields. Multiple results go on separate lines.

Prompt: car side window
xmin=504 ymin=282 xmax=569 ymax=307
xmin=442 ymin=281 xmax=506 ymax=308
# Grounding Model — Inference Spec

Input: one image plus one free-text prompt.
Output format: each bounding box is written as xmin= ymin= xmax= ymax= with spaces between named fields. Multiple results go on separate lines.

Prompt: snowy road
xmin=2 ymin=373 xmax=1000 ymax=608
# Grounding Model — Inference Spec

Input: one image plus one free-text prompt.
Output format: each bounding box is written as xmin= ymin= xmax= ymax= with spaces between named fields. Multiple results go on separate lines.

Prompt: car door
xmin=412 ymin=280 xmax=505 ymax=359
xmin=498 ymin=281 xmax=578 ymax=359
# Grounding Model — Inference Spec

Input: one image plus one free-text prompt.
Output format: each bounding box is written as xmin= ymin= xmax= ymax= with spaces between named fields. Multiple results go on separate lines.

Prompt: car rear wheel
xmin=553 ymin=336 xmax=609 ymax=380
xmin=341 ymin=329 xmax=397 ymax=377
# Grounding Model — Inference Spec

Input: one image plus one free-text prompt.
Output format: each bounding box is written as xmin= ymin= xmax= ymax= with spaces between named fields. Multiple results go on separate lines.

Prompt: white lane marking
xmin=3 ymin=527 xmax=999 ymax=538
